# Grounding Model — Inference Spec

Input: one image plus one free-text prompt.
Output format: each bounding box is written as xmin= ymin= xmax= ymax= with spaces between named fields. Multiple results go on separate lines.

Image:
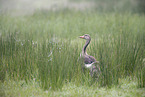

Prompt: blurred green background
xmin=0 ymin=0 xmax=145 ymax=15
xmin=0 ymin=0 xmax=145 ymax=97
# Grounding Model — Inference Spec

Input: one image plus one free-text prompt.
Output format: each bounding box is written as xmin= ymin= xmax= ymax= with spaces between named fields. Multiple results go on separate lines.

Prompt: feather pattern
xmin=79 ymin=34 xmax=100 ymax=77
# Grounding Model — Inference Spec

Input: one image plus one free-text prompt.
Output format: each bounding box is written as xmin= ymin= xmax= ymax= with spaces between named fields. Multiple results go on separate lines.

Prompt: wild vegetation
xmin=0 ymin=10 xmax=145 ymax=96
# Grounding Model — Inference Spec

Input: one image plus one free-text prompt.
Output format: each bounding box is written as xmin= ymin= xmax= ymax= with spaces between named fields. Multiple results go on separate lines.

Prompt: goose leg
xmin=90 ymin=67 xmax=93 ymax=77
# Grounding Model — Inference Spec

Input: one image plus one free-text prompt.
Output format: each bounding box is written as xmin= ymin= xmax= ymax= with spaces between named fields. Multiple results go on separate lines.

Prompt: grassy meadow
xmin=0 ymin=11 xmax=145 ymax=96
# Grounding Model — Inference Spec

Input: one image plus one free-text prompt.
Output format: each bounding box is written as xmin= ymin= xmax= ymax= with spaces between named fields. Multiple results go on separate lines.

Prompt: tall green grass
xmin=0 ymin=11 xmax=145 ymax=90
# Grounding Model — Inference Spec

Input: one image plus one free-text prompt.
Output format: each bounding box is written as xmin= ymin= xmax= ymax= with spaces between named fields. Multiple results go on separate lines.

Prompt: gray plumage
xmin=79 ymin=34 xmax=100 ymax=78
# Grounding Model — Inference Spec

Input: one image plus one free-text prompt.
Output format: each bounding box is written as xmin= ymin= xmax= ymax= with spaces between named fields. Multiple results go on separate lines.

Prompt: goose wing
xmin=84 ymin=55 xmax=96 ymax=64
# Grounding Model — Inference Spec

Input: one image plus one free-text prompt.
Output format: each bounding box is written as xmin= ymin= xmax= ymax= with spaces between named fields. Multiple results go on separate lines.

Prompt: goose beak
xmin=79 ymin=36 xmax=84 ymax=39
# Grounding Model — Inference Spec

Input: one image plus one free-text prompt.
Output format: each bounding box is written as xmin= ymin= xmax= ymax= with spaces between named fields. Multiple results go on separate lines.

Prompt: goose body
xmin=85 ymin=63 xmax=94 ymax=68
xmin=79 ymin=34 xmax=100 ymax=77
